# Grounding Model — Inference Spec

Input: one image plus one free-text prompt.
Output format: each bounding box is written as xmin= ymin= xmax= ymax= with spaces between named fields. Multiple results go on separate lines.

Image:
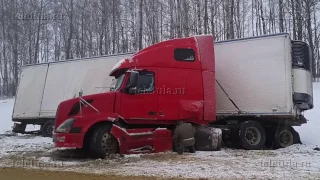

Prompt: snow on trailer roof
xmin=22 ymin=52 xmax=135 ymax=67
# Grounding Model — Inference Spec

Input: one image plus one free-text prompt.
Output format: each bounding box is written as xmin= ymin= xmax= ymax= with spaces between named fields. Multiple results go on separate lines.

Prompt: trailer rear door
xmin=13 ymin=64 xmax=48 ymax=119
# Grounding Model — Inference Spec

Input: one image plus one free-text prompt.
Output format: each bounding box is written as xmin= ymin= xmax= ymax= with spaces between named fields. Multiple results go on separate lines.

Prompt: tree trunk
xmin=278 ymin=0 xmax=284 ymax=32
xmin=66 ymin=0 xmax=74 ymax=59
xmin=291 ymin=0 xmax=296 ymax=40
xmin=1 ymin=0 xmax=8 ymax=96
xmin=138 ymin=0 xmax=143 ymax=50
xmin=34 ymin=0 xmax=43 ymax=64
xmin=204 ymin=0 xmax=208 ymax=34
xmin=305 ymin=0 xmax=315 ymax=79
xmin=296 ymin=0 xmax=303 ymax=40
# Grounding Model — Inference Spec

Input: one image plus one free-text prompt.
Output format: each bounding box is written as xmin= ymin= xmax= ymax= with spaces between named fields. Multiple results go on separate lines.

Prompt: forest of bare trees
xmin=0 ymin=0 xmax=320 ymax=97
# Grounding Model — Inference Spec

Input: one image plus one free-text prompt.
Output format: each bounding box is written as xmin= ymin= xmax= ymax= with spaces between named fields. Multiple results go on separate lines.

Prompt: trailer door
xmin=13 ymin=64 xmax=48 ymax=119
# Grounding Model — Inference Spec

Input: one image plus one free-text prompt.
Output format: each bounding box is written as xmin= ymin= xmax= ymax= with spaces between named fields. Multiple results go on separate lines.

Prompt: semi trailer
xmin=53 ymin=33 xmax=313 ymax=158
xmin=12 ymin=54 xmax=132 ymax=137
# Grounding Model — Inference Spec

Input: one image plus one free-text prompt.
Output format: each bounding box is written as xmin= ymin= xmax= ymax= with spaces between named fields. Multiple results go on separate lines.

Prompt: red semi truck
xmin=54 ymin=34 xmax=313 ymax=158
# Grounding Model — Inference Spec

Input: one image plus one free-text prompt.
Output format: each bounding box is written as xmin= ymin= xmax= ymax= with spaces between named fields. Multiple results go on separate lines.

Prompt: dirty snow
xmin=0 ymin=83 xmax=320 ymax=179
xmin=0 ymin=135 xmax=52 ymax=158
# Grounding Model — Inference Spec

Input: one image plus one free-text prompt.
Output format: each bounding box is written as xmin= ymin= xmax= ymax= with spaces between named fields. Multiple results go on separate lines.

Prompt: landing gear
xmin=89 ymin=125 xmax=119 ymax=159
xmin=235 ymin=121 xmax=266 ymax=150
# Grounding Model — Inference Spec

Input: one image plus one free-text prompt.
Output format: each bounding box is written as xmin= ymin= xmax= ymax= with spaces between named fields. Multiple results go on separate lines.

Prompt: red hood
xmin=55 ymin=92 xmax=116 ymax=129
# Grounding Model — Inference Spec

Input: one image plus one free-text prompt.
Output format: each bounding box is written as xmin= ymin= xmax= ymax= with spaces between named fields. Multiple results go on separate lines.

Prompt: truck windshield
xmin=110 ymin=74 xmax=125 ymax=91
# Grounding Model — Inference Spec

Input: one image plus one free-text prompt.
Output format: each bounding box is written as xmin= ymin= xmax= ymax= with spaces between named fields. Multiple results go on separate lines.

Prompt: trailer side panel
xmin=215 ymin=34 xmax=293 ymax=115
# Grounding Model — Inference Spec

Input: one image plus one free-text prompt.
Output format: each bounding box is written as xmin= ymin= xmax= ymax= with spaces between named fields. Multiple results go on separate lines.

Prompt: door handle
xmin=148 ymin=111 xmax=156 ymax=116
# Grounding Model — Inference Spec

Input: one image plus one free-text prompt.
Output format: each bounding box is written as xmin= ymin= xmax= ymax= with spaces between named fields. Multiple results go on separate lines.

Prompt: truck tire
xmin=238 ymin=121 xmax=266 ymax=150
xmin=274 ymin=125 xmax=296 ymax=149
xmin=89 ymin=125 xmax=119 ymax=159
xmin=195 ymin=126 xmax=222 ymax=151
xmin=42 ymin=120 xmax=55 ymax=137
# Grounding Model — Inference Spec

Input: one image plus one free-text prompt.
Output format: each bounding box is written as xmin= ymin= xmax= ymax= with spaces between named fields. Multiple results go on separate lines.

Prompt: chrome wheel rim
xmin=279 ymin=130 xmax=294 ymax=147
xmin=101 ymin=133 xmax=118 ymax=154
xmin=244 ymin=127 xmax=261 ymax=145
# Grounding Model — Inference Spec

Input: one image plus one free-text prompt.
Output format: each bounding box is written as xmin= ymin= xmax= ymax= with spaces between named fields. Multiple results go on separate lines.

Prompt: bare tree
xmin=2 ymin=0 xmax=320 ymax=97
xmin=138 ymin=0 xmax=143 ymax=50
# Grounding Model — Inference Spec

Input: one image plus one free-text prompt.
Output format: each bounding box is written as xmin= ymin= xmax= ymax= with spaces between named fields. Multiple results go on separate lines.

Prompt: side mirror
xmin=79 ymin=88 xmax=83 ymax=97
xmin=128 ymin=87 xmax=137 ymax=94
xmin=128 ymin=71 xmax=139 ymax=88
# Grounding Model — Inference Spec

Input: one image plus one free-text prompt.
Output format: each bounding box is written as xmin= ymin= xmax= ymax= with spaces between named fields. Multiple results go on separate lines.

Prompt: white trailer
xmin=213 ymin=33 xmax=313 ymax=149
xmin=12 ymin=53 xmax=132 ymax=136
xmin=215 ymin=33 xmax=313 ymax=122
xmin=13 ymin=33 xmax=313 ymax=144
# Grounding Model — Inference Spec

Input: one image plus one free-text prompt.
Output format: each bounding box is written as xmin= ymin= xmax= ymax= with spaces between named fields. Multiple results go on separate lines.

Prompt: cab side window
xmin=174 ymin=48 xmax=195 ymax=61
xmin=137 ymin=72 xmax=155 ymax=93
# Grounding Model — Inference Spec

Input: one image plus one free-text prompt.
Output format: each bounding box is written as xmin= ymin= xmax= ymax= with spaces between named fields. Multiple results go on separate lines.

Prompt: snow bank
xmin=295 ymin=82 xmax=320 ymax=146
xmin=0 ymin=99 xmax=41 ymax=134
xmin=0 ymin=99 xmax=15 ymax=134
xmin=0 ymin=135 xmax=52 ymax=158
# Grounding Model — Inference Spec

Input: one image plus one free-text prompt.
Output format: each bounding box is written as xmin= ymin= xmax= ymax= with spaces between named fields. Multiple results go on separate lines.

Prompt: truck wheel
xmin=274 ymin=126 xmax=295 ymax=149
xmin=42 ymin=120 xmax=55 ymax=137
xmin=89 ymin=125 xmax=119 ymax=159
xmin=238 ymin=121 xmax=266 ymax=150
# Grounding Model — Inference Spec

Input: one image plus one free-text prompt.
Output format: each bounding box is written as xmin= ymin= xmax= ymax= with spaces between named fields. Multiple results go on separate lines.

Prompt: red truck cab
xmin=54 ymin=35 xmax=216 ymax=158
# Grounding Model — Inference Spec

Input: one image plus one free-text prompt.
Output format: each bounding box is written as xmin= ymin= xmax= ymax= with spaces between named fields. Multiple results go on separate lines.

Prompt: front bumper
xmin=54 ymin=132 xmax=85 ymax=148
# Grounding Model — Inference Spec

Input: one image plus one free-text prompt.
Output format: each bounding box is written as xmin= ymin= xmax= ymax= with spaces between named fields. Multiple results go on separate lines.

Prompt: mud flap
xmin=195 ymin=125 xmax=222 ymax=151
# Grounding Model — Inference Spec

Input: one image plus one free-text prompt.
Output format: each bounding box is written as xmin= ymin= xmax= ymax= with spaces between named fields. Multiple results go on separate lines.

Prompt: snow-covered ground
xmin=0 ymin=99 xmax=51 ymax=158
xmin=0 ymin=99 xmax=15 ymax=134
xmin=294 ymin=83 xmax=320 ymax=146
xmin=0 ymin=84 xmax=320 ymax=179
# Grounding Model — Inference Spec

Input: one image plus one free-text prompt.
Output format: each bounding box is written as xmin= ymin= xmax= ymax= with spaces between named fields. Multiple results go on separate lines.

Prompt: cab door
xmin=120 ymin=70 xmax=158 ymax=121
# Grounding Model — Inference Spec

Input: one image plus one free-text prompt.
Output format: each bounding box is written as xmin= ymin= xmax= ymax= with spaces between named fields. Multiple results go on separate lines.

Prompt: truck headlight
xmin=56 ymin=118 xmax=76 ymax=133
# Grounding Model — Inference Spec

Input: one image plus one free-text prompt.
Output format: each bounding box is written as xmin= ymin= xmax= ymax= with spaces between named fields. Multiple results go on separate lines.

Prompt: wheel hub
xmin=245 ymin=127 xmax=261 ymax=145
xmin=279 ymin=130 xmax=293 ymax=147
xmin=101 ymin=133 xmax=118 ymax=154
xmin=47 ymin=125 xmax=54 ymax=136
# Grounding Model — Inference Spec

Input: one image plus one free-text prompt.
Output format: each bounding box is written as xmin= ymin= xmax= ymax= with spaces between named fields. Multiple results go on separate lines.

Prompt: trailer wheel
xmin=238 ymin=121 xmax=266 ymax=150
xmin=89 ymin=125 xmax=119 ymax=159
xmin=42 ymin=120 xmax=55 ymax=137
xmin=274 ymin=126 xmax=295 ymax=149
